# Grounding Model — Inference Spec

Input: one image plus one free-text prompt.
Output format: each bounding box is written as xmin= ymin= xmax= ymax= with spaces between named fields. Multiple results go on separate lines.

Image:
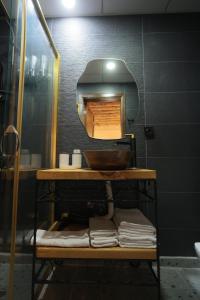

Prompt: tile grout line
xmin=141 ymin=16 xmax=148 ymax=169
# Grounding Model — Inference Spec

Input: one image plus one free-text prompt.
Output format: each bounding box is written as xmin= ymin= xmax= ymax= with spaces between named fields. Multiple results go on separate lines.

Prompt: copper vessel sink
xmin=83 ymin=150 xmax=131 ymax=170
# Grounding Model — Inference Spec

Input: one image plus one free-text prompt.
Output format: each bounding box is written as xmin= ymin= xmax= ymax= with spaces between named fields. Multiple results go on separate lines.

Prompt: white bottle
xmin=72 ymin=149 xmax=82 ymax=169
xmin=31 ymin=154 xmax=42 ymax=169
xmin=20 ymin=149 xmax=30 ymax=169
xmin=59 ymin=153 xmax=70 ymax=169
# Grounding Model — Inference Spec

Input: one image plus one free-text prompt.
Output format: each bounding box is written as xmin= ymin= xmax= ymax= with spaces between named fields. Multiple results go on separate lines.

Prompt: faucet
xmin=115 ymin=133 xmax=137 ymax=167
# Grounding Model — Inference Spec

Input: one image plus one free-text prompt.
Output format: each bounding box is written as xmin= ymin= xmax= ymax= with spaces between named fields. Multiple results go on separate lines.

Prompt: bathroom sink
xmin=83 ymin=150 xmax=131 ymax=170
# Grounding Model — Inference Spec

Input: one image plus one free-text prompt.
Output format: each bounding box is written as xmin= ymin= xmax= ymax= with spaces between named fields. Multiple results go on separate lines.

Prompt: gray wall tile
xmin=159 ymin=228 xmax=200 ymax=256
xmin=158 ymin=192 xmax=200 ymax=229
xmin=145 ymin=92 xmax=200 ymax=124
xmin=147 ymin=124 xmax=200 ymax=157
xmin=144 ymin=62 xmax=200 ymax=92
xmin=144 ymin=32 xmax=200 ymax=62
xmin=147 ymin=158 xmax=200 ymax=193
xmin=143 ymin=13 xmax=200 ymax=33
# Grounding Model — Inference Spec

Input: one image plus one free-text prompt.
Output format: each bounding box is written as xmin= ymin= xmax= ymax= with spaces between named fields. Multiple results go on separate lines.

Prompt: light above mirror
xmin=62 ymin=0 xmax=76 ymax=9
xmin=77 ymin=59 xmax=139 ymax=140
xmin=106 ymin=61 xmax=116 ymax=71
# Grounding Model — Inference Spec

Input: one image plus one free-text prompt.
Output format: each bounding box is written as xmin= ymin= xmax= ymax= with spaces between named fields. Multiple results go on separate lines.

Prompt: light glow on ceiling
xmin=62 ymin=0 xmax=76 ymax=9
xmin=106 ymin=62 xmax=116 ymax=71
xmin=102 ymin=94 xmax=115 ymax=97
xmin=27 ymin=0 xmax=34 ymax=12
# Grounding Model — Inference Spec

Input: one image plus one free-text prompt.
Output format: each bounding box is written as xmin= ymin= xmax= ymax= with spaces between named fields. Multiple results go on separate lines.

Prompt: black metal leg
xmin=31 ymin=180 xmax=39 ymax=300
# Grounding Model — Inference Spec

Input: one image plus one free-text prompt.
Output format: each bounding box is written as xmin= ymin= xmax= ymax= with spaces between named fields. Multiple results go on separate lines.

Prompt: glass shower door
xmin=0 ymin=0 xmax=25 ymax=299
xmin=1 ymin=0 xmax=60 ymax=299
xmin=8 ymin=0 xmax=60 ymax=299
xmin=15 ymin=0 xmax=58 ymax=256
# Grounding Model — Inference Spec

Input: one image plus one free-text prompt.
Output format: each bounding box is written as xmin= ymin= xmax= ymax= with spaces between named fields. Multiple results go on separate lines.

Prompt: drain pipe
xmin=102 ymin=180 xmax=114 ymax=220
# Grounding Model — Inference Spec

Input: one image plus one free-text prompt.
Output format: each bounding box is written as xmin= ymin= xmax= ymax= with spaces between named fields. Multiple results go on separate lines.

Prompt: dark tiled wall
xmin=48 ymin=13 xmax=200 ymax=256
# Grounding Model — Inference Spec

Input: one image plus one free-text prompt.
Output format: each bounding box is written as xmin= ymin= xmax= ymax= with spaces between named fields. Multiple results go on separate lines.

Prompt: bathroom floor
xmin=0 ymin=258 xmax=200 ymax=300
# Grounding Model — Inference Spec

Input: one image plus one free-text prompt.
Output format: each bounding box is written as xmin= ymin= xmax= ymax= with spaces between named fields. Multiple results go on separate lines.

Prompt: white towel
xmin=89 ymin=217 xmax=118 ymax=247
xmin=114 ymin=208 xmax=156 ymax=249
xmin=118 ymin=227 xmax=155 ymax=236
xmin=119 ymin=241 xmax=156 ymax=248
xmin=90 ymin=237 xmax=119 ymax=248
xmin=89 ymin=217 xmax=117 ymax=237
xmin=119 ymin=234 xmax=156 ymax=243
xmin=31 ymin=229 xmax=90 ymax=248
xmin=114 ymin=208 xmax=155 ymax=233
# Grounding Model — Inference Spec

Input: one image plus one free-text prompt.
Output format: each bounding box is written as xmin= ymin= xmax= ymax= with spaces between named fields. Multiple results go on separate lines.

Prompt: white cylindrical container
xmin=20 ymin=149 xmax=30 ymax=169
xmin=59 ymin=153 xmax=70 ymax=169
xmin=72 ymin=149 xmax=82 ymax=169
xmin=31 ymin=154 xmax=42 ymax=169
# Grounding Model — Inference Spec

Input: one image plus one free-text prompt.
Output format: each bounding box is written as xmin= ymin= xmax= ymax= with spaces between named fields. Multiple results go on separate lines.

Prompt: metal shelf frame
xmin=31 ymin=168 xmax=160 ymax=300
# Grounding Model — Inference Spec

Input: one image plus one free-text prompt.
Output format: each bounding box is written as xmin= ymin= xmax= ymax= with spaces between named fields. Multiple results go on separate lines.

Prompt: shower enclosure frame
xmin=3 ymin=0 xmax=60 ymax=299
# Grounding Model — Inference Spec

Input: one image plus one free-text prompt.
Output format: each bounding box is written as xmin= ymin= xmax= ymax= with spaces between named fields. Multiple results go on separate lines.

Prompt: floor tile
xmin=181 ymin=268 xmax=200 ymax=292
xmin=160 ymin=267 xmax=190 ymax=289
xmin=161 ymin=288 xmax=199 ymax=300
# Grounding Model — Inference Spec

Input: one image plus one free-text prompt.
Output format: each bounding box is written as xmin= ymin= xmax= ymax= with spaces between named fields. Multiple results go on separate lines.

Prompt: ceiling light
xmin=106 ymin=62 xmax=116 ymax=71
xmin=62 ymin=0 xmax=76 ymax=9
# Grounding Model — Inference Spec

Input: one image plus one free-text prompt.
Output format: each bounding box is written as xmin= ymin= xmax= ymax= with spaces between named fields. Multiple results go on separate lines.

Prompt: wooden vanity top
xmin=36 ymin=168 xmax=156 ymax=180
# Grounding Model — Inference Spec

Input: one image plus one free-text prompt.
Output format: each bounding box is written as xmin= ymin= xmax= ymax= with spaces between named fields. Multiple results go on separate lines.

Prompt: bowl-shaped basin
xmin=83 ymin=150 xmax=131 ymax=170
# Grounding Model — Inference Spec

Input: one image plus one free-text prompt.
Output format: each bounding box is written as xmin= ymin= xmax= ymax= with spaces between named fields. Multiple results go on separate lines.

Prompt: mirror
xmin=77 ymin=59 xmax=139 ymax=140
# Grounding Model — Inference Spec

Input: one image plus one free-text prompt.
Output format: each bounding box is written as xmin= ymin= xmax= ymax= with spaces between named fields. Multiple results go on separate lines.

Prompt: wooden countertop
xmin=36 ymin=168 xmax=156 ymax=181
xmin=36 ymin=246 xmax=157 ymax=260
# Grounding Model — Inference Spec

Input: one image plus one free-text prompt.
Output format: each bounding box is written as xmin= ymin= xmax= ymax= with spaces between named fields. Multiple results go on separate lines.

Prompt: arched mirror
xmin=77 ymin=59 xmax=139 ymax=140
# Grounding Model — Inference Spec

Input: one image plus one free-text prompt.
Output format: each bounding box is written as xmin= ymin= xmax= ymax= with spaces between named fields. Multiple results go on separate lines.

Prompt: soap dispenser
xmin=72 ymin=149 xmax=82 ymax=169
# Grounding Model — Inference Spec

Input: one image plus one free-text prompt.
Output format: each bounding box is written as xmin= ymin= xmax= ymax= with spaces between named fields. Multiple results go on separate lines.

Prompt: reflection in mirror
xmin=77 ymin=59 xmax=139 ymax=140
xmin=81 ymin=95 xmax=124 ymax=139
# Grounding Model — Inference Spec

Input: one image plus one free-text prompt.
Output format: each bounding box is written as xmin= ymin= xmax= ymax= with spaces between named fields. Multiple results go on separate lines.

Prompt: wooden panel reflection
xmin=85 ymin=97 xmax=122 ymax=139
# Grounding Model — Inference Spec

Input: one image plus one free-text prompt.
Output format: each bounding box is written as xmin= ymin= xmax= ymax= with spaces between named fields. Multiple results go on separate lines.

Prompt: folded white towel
xmin=114 ymin=208 xmax=156 ymax=233
xmin=91 ymin=237 xmax=118 ymax=248
xmin=118 ymin=228 xmax=155 ymax=236
xmin=89 ymin=217 xmax=118 ymax=247
xmin=90 ymin=231 xmax=117 ymax=238
xmin=113 ymin=208 xmax=156 ymax=249
xmin=31 ymin=229 xmax=90 ymax=248
xmin=119 ymin=223 xmax=155 ymax=234
xmin=119 ymin=241 xmax=156 ymax=248
xmin=89 ymin=217 xmax=117 ymax=238
xmin=119 ymin=234 xmax=156 ymax=243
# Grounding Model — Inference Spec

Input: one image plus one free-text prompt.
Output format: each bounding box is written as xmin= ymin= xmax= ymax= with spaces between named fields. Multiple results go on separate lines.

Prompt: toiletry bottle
xmin=31 ymin=154 xmax=42 ymax=169
xmin=59 ymin=153 xmax=70 ymax=169
xmin=72 ymin=149 xmax=82 ymax=169
xmin=20 ymin=149 xmax=30 ymax=169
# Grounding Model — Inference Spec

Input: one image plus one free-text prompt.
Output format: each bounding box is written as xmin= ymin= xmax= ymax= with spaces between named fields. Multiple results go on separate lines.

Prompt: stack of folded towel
xmin=113 ymin=208 xmax=156 ymax=248
xmin=89 ymin=217 xmax=118 ymax=248
xmin=31 ymin=228 xmax=90 ymax=247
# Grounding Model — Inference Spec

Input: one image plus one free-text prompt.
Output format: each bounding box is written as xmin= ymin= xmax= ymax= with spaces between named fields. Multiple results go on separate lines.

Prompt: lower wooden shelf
xmin=36 ymin=246 xmax=157 ymax=260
